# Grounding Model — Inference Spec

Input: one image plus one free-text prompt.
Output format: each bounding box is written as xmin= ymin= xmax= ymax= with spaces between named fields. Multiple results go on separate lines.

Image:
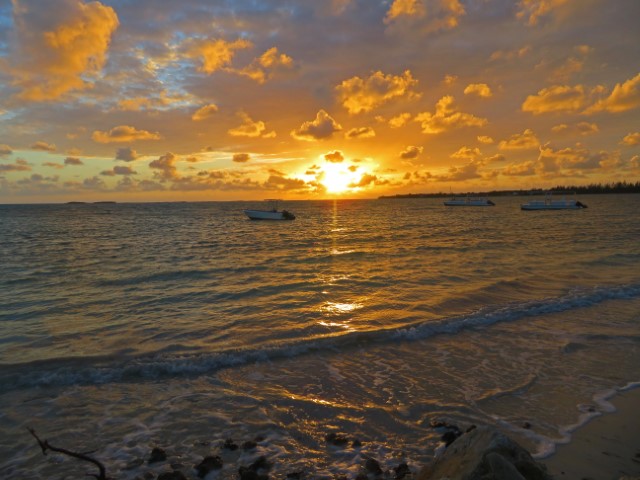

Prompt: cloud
xmin=464 ymin=83 xmax=492 ymax=98
xmin=389 ymin=113 xmax=412 ymax=128
xmin=184 ymin=37 xmax=252 ymax=74
xmin=237 ymin=47 xmax=294 ymax=83
xmin=537 ymin=143 xmax=618 ymax=173
xmin=584 ymin=73 xmax=640 ymax=114
xmin=415 ymin=95 xmax=487 ymax=134
xmin=263 ymin=174 xmax=308 ymax=191
xmin=228 ymin=112 xmax=276 ymax=138
xmin=0 ymin=144 xmax=13 ymax=156
xmin=516 ymin=0 xmax=568 ymax=26
xmin=101 ymin=165 xmax=137 ymax=176
xmin=621 ymin=132 xmax=640 ymax=146
xmin=64 ymin=157 xmax=83 ymax=165
xmin=336 ymin=70 xmax=419 ymax=114
xmin=115 ymin=147 xmax=139 ymax=162
xmin=522 ymin=85 xmax=590 ymax=114
xmin=551 ymin=57 xmax=585 ymax=82
xmin=435 ymin=160 xmax=483 ymax=182
xmin=349 ymin=173 xmax=387 ymax=188
xmin=489 ymin=46 xmax=531 ymax=62
xmin=43 ymin=162 xmax=64 ymax=169
xmin=149 ymin=152 xmax=179 ymax=181
xmin=291 ymin=110 xmax=342 ymax=141
xmin=31 ymin=141 xmax=56 ymax=152
xmin=385 ymin=0 xmax=466 ymax=33
xmin=501 ymin=161 xmax=536 ymax=176
xmin=400 ymin=146 xmax=423 ymax=159
xmin=498 ymin=129 xmax=540 ymax=150
xmin=345 ymin=127 xmax=375 ymax=139
xmin=0 ymin=159 xmax=31 ymax=172
xmin=477 ymin=136 xmax=494 ymax=144
xmin=451 ymin=146 xmax=481 ymax=160
xmin=233 ymin=153 xmax=251 ymax=163
xmin=7 ymin=0 xmax=119 ymax=101
xmin=192 ymin=104 xmax=219 ymax=121
xmin=324 ymin=151 xmax=345 ymax=163
xmin=552 ymin=122 xmax=599 ymax=136
xmin=92 ymin=126 xmax=162 ymax=143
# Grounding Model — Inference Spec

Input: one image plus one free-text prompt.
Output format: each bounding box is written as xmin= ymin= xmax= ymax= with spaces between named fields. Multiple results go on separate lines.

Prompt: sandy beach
xmin=543 ymin=388 xmax=640 ymax=480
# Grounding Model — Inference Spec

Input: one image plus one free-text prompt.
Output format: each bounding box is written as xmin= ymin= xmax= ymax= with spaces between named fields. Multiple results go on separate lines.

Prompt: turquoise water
xmin=1 ymin=195 xmax=639 ymax=479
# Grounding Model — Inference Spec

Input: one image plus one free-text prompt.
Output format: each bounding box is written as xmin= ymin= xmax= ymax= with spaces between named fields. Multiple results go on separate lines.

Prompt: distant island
xmin=379 ymin=181 xmax=640 ymax=199
xmin=66 ymin=201 xmax=117 ymax=204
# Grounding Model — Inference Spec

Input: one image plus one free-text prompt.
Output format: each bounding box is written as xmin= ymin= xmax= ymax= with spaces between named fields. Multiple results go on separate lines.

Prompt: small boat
xmin=521 ymin=193 xmax=587 ymax=211
xmin=444 ymin=196 xmax=495 ymax=206
xmin=244 ymin=199 xmax=296 ymax=220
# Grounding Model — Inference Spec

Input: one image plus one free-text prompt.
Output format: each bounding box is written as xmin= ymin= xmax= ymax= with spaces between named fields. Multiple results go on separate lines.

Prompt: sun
xmin=321 ymin=163 xmax=361 ymax=194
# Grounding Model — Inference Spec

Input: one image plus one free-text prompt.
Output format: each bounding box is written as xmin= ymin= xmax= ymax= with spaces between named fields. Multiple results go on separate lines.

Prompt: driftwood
xmin=28 ymin=428 xmax=110 ymax=480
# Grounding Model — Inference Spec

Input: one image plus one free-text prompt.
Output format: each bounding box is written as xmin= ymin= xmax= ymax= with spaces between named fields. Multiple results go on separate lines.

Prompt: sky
xmin=0 ymin=0 xmax=639 ymax=203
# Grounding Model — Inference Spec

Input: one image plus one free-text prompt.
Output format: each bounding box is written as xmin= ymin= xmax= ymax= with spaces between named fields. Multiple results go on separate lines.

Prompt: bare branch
xmin=28 ymin=428 xmax=109 ymax=480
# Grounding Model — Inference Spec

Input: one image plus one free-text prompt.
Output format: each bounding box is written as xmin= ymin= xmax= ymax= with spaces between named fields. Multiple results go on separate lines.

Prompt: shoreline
xmin=542 ymin=387 xmax=640 ymax=479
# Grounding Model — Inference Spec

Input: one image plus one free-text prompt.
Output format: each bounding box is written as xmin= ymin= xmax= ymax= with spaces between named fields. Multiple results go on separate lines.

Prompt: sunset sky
xmin=1 ymin=0 xmax=639 ymax=202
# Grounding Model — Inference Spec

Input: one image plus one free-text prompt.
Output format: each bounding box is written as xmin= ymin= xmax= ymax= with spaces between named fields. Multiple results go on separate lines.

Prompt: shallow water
xmin=1 ymin=195 xmax=639 ymax=479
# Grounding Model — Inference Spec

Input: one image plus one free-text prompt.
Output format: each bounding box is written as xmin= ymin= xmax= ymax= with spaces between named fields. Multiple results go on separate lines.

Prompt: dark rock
xmin=195 ymin=455 xmax=223 ymax=478
xmin=522 ymin=422 xmax=532 ymax=429
xmin=395 ymin=462 xmax=411 ymax=479
xmin=223 ymin=438 xmax=239 ymax=450
xmin=325 ymin=432 xmax=350 ymax=447
xmin=239 ymin=466 xmax=269 ymax=480
xmin=254 ymin=435 xmax=266 ymax=442
xmin=250 ymin=455 xmax=272 ymax=471
xmin=441 ymin=430 xmax=461 ymax=446
xmin=149 ymin=447 xmax=167 ymax=464
xmin=466 ymin=425 xmax=477 ymax=433
xmin=354 ymin=474 xmax=368 ymax=480
xmin=334 ymin=475 xmax=349 ymax=480
xmin=157 ymin=472 xmax=188 ymax=480
xmin=352 ymin=439 xmax=363 ymax=448
xmin=417 ymin=426 xmax=553 ymax=480
xmin=125 ymin=458 xmax=144 ymax=470
xmin=365 ymin=457 xmax=383 ymax=475
xmin=243 ymin=440 xmax=258 ymax=450
xmin=286 ymin=470 xmax=304 ymax=479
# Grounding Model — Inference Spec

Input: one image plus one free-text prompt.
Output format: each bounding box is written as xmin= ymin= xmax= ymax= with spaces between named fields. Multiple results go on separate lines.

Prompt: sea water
xmin=1 ymin=195 xmax=639 ymax=479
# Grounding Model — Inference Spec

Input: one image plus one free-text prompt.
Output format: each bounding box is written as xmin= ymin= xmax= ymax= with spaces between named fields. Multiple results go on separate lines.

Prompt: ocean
xmin=1 ymin=195 xmax=639 ymax=479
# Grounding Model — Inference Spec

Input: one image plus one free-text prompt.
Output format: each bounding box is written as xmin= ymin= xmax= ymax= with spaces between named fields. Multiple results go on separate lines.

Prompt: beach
xmin=543 ymin=387 xmax=640 ymax=480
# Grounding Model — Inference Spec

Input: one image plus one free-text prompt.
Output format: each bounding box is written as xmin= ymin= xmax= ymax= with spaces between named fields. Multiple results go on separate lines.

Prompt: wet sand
xmin=543 ymin=388 xmax=640 ymax=480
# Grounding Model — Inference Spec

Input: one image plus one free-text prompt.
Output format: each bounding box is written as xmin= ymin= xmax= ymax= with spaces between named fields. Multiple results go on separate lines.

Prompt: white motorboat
xmin=244 ymin=199 xmax=296 ymax=220
xmin=444 ymin=196 xmax=495 ymax=206
xmin=521 ymin=193 xmax=587 ymax=210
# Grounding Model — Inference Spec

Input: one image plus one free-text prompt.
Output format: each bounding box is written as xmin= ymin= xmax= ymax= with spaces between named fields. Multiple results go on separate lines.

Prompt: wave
xmin=1 ymin=283 xmax=639 ymax=391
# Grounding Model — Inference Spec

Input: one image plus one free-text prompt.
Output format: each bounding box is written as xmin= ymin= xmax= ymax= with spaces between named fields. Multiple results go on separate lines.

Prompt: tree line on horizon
xmin=380 ymin=181 xmax=640 ymax=199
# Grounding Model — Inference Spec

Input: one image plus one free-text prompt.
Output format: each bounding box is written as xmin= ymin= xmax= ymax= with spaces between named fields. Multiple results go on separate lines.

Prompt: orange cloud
xmin=233 ymin=153 xmax=251 ymax=163
xmin=477 ymin=135 xmax=494 ymax=144
xmin=228 ymin=112 xmax=275 ymax=138
xmin=385 ymin=0 xmax=465 ymax=33
xmin=400 ymin=145 xmax=423 ymax=159
xmin=464 ymin=83 xmax=492 ymax=98
xmin=621 ymin=132 xmax=640 ymax=146
xmin=192 ymin=104 xmax=219 ymax=121
xmin=0 ymin=144 xmax=13 ymax=156
xmin=116 ymin=147 xmax=138 ymax=162
xmin=584 ymin=73 xmax=640 ymax=114
xmin=291 ymin=110 xmax=342 ymax=141
xmin=345 ymin=127 xmax=375 ymax=139
xmin=522 ymin=85 xmax=589 ymax=114
xmin=149 ymin=152 xmax=179 ymax=180
xmin=8 ymin=0 xmax=119 ymax=101
xmin=498 ymin=129 xmax=540 ymax=150
xmin=385 ymin=0 xmax=425 ymax=22
xmin=31 ymin=141 xmax=56 ymax=152
xmin=516 ymin=0 xmax=568 ymax=26
xmin=389 ymin=113 xmax=412 ymax=128
xmin=336 ymin=70 xmax=419 ymax=114
xmin=415 ymin=95 xmax=487 ymax=134
xmin=92 ymin=125 xmax=162 ymax=143
xmin=185 ymin=38 xmax=252 ymax=74
xmin=324 ymin=150 xmax=345 ymax=163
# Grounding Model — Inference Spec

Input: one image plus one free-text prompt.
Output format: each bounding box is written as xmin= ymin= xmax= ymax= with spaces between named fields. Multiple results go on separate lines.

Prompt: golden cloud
xmin=415 ymin=95 xmax=487 ymax=134
xmin=400 ymin=145 xmax=423 ymax=159
xmin=149 ymin=152 xmax=179 ymax=181
xmin=451 ymin=146 xmax=481 ymax=160
xmin=228 ymin=112 xmax=275 ymax=138
xmin=291 ymin=110 xmax=342 ymax=141
xmin=385 ymin=0 xmax=425 ymax=22
xmin=192 ymin=104 xmax=219 ymax=121
xmin=237 ymin=47 xmax=294 ymax=83
xmin=621 ymin=132 xmax=640 ymax=146
xmin=584 ymin=73 xmax=640 ymax=114
xmin=516 ymin=0 xmax=568 ymax=26
xmin=185 ymin=38 xmax=252 ymax=74
xmin=31 ymin=141 xmax=56 ymax=152
xmin=385 ymin=0 xmax=465 ymax=33
xmin=233 ymin=153 xmax=251 ymax=163
xmin=498 ymin=129 xmax=540 ymax=150
xmin=464 ymin=83 xmax=492 ymax=98
xmin=477 ymin=135 xmax=494 ymax=144
xmin=0 ymin=144 xmax=14 ymax=156
xmin=92 ymin=125 xmax=162 ymax=143
xmin=324 ymin=150 xmax=345 ymax=163
xmin=336 ymin=70 xmax=419 ymax=114
xmin=389 ymin=113 xmax=412 ymax=128
xmin=522 ymin=85 xmax=589 ymax=114
xmin=9 ymin=0 xmax=119 ymax=101
xmin=345 ymin=127 xmax=375 ymax=139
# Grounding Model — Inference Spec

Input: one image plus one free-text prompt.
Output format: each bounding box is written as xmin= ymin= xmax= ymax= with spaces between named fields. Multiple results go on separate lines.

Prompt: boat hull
xmin=444 ymin=198 xmax=495 ymax=206
xmin=244 ymin=209 xmax=295 ymax=220
xmin=520 ymin=200 xmax=587 ymax=210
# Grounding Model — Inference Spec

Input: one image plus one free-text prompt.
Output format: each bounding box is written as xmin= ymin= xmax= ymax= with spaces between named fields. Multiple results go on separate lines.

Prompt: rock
xmin=286 ymin=470 xmax=304 ymax=479
xmin=223 ymin=438 xmax=239 ymax=450
xmin=395 ymin=462 xmax=411 ymax=479
xmin=238 ymin=455 xmax=272 ymax=480
xmin=352 ymin=439 xmax=363 ymax=448
xmin=417 ymin=426 xmax=552 ymax=480
xmin=243 ymin=440 xmax=258 ymax=450
xmin=149 ymin=447 xmax=167 ymax=464
xmin=157 ymin=472 xmax=188 ymax=480
xmin=250 ymin=456 xmax=272 ymax=471
xmin=441 ymin=430 xmax=461 ymax=446
xmin=195 ymin=455 xmax=223 ymax=478
xmin=325 ymin=432 xmax=350 ymax=447
xmin=365 ymin=457 xmax=383 ymax=475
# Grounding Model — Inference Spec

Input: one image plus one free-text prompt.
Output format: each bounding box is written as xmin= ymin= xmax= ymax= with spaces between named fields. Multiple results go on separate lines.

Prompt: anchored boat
xmin=444 ymin=196 xmax=495 ymax=206
xmin=244 ymin=199 xmax=296 ymax=220
xmin=521 ymin=193 xmax=587 ymax=211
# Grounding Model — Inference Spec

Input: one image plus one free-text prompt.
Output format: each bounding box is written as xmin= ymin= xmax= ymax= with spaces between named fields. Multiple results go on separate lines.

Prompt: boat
xmin=520 ymin=193 xmax=587 ymax=211
xmin=244 ymin=199 xmax=296 ymax=220
xmin=443 ymin=195 xmax=495 ymax=206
